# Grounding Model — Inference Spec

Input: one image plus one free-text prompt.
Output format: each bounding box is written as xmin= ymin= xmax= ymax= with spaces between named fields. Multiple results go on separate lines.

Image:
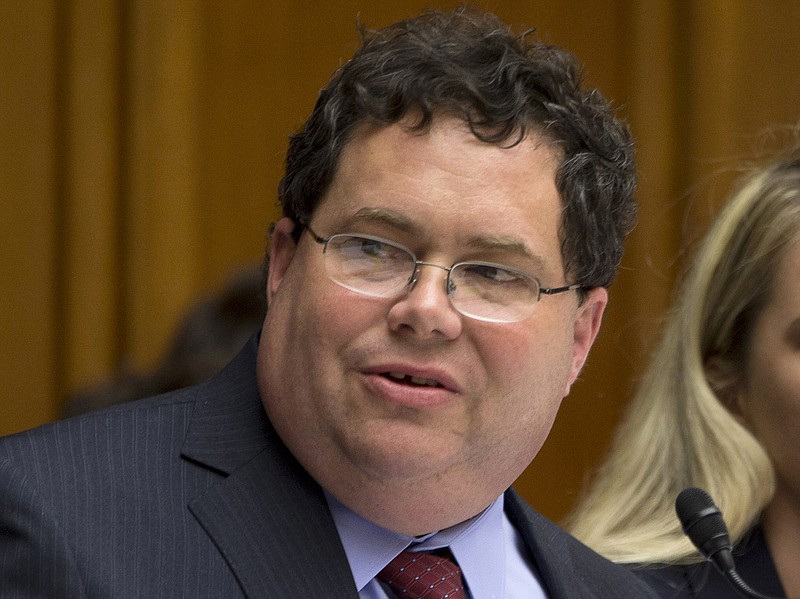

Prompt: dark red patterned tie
xmin=378 ymin=551 xmax=466 ymax=599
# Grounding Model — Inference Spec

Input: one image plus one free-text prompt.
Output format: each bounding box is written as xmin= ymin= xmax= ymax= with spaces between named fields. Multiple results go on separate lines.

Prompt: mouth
xmin=383 ymin=372 xmax=444 ymax=388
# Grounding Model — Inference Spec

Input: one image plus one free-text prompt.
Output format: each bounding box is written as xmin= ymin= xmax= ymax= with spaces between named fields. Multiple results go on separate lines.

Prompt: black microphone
xmin=675 ymin=487 xmax=779 ymax=599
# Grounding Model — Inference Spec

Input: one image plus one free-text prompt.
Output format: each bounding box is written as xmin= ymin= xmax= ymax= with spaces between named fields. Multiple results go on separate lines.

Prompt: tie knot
xmin=378 ymin=550 xmax=466 ymax=599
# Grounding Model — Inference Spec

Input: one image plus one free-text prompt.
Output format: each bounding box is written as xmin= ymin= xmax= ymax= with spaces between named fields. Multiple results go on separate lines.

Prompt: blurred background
xmin=2 ymin=0 xmax=799 ymax=523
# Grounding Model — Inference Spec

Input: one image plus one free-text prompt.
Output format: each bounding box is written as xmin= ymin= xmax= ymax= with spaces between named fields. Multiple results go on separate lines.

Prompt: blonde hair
xmin=567 ymin=148 xmax=800 ymax=565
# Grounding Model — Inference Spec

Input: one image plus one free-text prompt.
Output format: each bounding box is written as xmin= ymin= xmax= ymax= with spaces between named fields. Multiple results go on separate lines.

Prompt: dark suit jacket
xmin=0 ymin=336 xmax=658 ymax=598
xmin=631 ymin=525 xmax=785 ymax=598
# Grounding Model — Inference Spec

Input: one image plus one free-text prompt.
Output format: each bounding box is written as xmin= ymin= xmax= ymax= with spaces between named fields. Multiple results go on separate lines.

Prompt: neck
xmin=322 ymin=464 xmax=504 ymax=536
xmin=762 ymin=484 xmax=800 ymax=597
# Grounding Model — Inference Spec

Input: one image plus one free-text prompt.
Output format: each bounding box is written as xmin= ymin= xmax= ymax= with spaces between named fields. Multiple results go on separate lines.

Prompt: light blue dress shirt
xmin=325 ymin=492 xmax=547 ymax=599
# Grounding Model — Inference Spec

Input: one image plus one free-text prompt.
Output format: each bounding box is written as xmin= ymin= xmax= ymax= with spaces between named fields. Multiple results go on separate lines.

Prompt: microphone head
xmin=676 ymin=487 xmax=717 ymax=527
xmin=675 ymin=487 xmax=734 ymax=568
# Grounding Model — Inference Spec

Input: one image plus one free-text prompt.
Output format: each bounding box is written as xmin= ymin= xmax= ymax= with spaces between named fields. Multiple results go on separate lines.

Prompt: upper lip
xmin=362 ymin=363 xmax=462 ymax=393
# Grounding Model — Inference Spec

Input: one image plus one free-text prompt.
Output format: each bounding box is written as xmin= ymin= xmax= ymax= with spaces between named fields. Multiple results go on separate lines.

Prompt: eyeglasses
xmin=302 ymin=224 xmax=582 ymax=323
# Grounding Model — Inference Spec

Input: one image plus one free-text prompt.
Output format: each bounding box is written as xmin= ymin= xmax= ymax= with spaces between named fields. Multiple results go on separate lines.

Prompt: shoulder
xmin=0 ymin=387 xmax=204 ymax=591
xmin=0 ymin=333 xmax=262 ymax=469
xmin=504 ymin=490 xmax=661 ymax=598
xmin=629 ymin=563 xmax=707 ymax=598
xmin=734 ymin=524 xmax=785 ymax=597
xmin=0 ymin=388 xmax=203 ymax=520
xmin=0 ymin=335 xmax=264 ymax=506
xmin=0 ymin=387 xmax=198 ymax=468
xmin=628 ymin=525 xmax=785 ymax=599
xmin=629 ymin=560 xmax=765 ymax=599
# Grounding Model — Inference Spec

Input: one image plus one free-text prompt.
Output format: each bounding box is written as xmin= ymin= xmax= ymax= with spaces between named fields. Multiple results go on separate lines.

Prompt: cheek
xmin=261 ymin=274 xmax=386 ymax=445
xmin=263 ymin=267 xmax=354 ymax=395
xmin=270 ymin=276 xmax=394 ymax=412
xmin=312 ymin=287 xmax=390 ymax=352
xmin=485 ymin=317 xmax=573 ymax=390
xmin=745 ymin=353 xmax=800 ymax=475
xmin=475 ymin=321 xmax=572 ymax=438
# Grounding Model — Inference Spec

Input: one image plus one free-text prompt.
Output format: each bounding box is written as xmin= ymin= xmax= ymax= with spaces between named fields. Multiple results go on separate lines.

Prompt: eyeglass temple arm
xmin=299 ymin=223 xmax=329 ymax=245
xmin=539 ymin=283 xmax=584 ymax=296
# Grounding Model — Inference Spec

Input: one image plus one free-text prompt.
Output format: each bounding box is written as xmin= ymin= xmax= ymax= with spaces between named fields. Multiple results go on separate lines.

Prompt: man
xmin=0 ymin=8 xmax=655 ymax=598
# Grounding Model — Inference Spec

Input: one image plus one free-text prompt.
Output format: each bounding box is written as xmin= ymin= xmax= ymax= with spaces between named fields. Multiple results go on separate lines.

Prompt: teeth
xmin=386 ymin=372 xmax=441 ymax=387
xmin=410 ymin=376 xmax=439 ymax=387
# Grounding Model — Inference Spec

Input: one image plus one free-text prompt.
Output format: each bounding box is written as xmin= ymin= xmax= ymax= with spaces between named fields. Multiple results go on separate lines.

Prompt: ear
xmin=565 ymin=286 xmax=608 ymax=394
xmin=266 ymin=217 xmax=299 ymax=304
xmin=705 ymin=355 xmax=748 ymax=424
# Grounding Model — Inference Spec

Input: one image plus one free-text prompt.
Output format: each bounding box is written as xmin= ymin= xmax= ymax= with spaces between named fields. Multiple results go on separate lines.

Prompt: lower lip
xmin=361 ymin=373 xmax=455 ymax=409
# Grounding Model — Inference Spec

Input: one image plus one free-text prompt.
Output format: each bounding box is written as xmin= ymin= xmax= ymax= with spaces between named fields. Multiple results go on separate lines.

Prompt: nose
xmin=386 ymin=262 xmax=463 ymax=340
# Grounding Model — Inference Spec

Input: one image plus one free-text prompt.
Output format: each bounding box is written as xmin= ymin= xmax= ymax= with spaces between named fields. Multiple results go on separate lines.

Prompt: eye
xmin=462 ymin=263 xmax=524 ymax=284
xmin=336 ymin=236 xmax=395 ymax=259
xmin=331 ymin=235 xmax=412 ymax=267
xmin=358 ymin=238 xmax=392 ymax=258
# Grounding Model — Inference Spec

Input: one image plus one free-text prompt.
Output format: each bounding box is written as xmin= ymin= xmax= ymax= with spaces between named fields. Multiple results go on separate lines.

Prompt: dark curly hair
xmin=277 ymin=6 xmax=636 ymax=289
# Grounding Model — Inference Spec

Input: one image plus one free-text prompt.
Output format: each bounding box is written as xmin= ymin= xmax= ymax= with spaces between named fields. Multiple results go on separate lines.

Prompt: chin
xmin=344 ymin=426 xmax=466 ymax=483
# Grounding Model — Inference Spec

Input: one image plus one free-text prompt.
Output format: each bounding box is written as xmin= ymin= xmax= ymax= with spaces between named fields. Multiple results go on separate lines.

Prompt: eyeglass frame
xmin=298 ymin=222 xmax=585 ymax=323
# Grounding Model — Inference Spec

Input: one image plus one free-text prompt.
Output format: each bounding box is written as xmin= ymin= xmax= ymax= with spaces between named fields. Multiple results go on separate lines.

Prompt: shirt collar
xmin=325 ymin=491 xmax=506 ymax=599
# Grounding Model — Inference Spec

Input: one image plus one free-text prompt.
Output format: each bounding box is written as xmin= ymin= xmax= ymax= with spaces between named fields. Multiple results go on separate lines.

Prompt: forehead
xmin=315 ymin=118 xmax=564 ymax=269
xmin=335 ymin=118 xmax=561 ymax=190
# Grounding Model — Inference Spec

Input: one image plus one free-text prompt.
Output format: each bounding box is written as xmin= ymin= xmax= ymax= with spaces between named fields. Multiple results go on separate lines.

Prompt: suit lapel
xmin=505 ymin=490 xmax=660 ymax=599
xmin=504 ymin=488 xmax=589 ymax=599
xmin=189 ymin=447 xmax=358 ymax=598
xmin=182 ymin=337 xmax=359 ymax=598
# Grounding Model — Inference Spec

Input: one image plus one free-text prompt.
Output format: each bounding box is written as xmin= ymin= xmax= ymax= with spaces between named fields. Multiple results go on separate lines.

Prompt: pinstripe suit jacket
xmin=0 ymin=336 xmax=657 ymax=598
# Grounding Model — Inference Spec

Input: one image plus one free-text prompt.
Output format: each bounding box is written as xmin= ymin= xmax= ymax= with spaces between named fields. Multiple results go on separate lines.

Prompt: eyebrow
xmin=345 ymin=207 xmax=417 ymax=234
xmin=465 ymin=234 xmax=534 ymax=258
xmin=342 ymin=207 xmax=547 ymax=270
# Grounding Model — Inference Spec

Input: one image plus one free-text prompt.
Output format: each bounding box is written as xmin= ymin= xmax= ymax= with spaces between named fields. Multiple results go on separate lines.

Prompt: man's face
xmin=258 ymin=118 xmax=607 ymax=534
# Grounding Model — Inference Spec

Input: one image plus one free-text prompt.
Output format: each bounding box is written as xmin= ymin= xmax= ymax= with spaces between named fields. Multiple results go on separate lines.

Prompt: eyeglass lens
xmin=323 ymin=234 xmax=540 ymax=323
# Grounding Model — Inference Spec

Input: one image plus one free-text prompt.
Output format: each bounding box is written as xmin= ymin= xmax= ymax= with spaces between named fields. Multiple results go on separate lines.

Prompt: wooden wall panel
xmin=685 ymin=1 xmax=800 ymax=239
xmin=0 ymin=2 xmax=59 ymax=430
xmin=124 ymin=0 xmax=203 ymax=371
xmin=63 ymin=0 xmax=122 ymax=392
xmin=196 ymin=3 xmax=295 ymax=286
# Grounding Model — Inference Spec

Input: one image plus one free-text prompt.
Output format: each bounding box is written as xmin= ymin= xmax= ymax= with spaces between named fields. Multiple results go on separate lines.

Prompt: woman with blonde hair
xmin=567 ymin=146 xmax=800 ymax=598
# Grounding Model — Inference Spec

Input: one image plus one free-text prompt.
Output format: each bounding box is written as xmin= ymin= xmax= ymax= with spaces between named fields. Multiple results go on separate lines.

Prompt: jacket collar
xmin=181 ymin=335 xmax=272 ymax=474
xmin=504 ymin=489 xmax=658 ymax=599
xmin=182 ymin=335 xmax=359 ymax=598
